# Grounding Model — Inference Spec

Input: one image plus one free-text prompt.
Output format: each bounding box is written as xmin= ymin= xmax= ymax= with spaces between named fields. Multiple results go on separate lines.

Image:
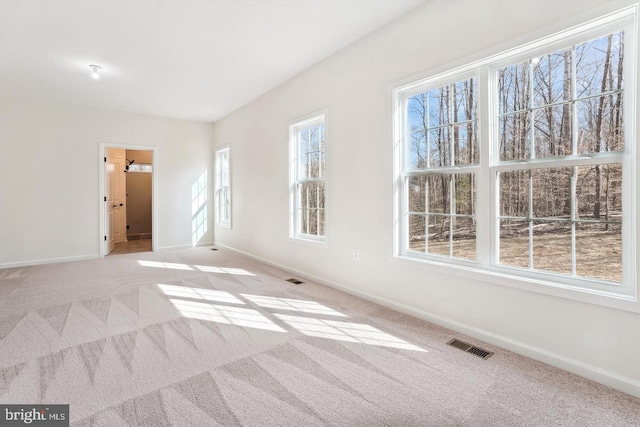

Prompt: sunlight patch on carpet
xmin=194 ymin=265 xmax=255 ymax=276
xmin=170 ymin=299 xmax=286 ymax=332
xmin=242 ymin=294 xmax=346 ymax=317
xmin=138 ymin=261 xmax=193 ymax=270
xmin=274 ymin=314 xmax=426 ymax=352
xmin=158 ymin=284 xmax=245 ymax=305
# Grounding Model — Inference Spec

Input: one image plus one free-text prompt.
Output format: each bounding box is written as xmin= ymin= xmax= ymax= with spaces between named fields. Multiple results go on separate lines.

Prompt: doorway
xmin=100 ymin=144 xmax=157 ymax=257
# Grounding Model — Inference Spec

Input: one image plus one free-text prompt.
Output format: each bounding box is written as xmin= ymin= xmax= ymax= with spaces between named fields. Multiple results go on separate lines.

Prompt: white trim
xmin=156 ymin=242 xmax=214 ymax=251
xmin=622 ymin=3 xmax=638 ymax=304
xmin=0 ymin=254 xmax=99 ymax=269
xmin=156 ymin=243 xmax=193 ymax=251
xmin=213 ymin=241 xmax=639 ymax=399
xmin=288 ymin=110 xmax=328 ymax=128
xmin=289 ymin=234 xmax=329 ymax=248
xmin=99 ymin=143 xmax=158 ymax=256
xmin=392 ymin=254 xmax=638 ymax=313
xmin=195 ymin=241 xmax=214 ymax=248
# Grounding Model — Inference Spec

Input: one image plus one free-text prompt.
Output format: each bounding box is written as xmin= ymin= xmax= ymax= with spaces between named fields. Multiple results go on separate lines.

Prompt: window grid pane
xmin=404 ymin=77 xmax=478 ymax=261
xmin=497 ymin=162 xmax=623 ymax=281
xmin=297 ymin=182 xmax=325 ymax=237
xmin=407 ymin=78 xmax=478 ymax=170
xmin=404 ymin=173 xmax=476 ymax=260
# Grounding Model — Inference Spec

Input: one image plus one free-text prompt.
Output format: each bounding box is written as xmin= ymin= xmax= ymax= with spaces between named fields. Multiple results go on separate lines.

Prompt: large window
xmin=290 ymin=114 xmax=326 ymax=241
xmin=215 ymin=146 xmax=231 ymax=228
xmin=395 ymin=10 xmax=636 ymax=299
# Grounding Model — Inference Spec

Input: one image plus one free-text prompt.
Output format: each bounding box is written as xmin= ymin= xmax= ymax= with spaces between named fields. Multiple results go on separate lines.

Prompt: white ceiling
xmin=0 ymin=0 xmax=423 ymax=122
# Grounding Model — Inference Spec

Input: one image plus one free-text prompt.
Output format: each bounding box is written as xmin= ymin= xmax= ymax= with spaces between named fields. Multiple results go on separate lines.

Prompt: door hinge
xmin=104 ymin=156 xmax=107 ymax=162
xmin=104 ymin=196 xmax=107 ymax=202
xmin=104 ymin=236 xmax=107 ymax=241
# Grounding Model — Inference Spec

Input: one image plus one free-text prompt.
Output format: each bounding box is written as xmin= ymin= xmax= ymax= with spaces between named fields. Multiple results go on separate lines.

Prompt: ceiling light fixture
xmin=89 ymin=64 xmax=102 ymax=79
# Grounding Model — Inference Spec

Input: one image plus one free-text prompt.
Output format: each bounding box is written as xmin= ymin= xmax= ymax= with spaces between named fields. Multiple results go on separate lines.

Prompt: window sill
xmin=393 ymin=253 xmax=639 ymax=313
xmin=290 ymin=235 xmax=328 ymax=248
xmin=215 ymin=222 xmax=231 ymax=230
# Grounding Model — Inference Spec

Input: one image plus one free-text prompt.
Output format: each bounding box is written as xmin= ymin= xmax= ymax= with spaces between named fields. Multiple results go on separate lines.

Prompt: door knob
xmin=119 ymin=203 xmax=124 ymax=206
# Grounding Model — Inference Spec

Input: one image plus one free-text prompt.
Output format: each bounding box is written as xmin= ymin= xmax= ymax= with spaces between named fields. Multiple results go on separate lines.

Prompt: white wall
xmin=0 ymin=98 xmax=214 ymax=266
xmin=212 ymin=0 xmax=640 ymax=397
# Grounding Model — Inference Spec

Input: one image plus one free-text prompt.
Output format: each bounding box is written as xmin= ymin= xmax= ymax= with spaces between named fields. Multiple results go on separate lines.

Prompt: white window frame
xmin=393 ymin=7 xmax=638 ymax=309
xmin=215 ymin=146 xmax=231 ymax=229
xmin=289 ymin=112 xmax=327 ymax=243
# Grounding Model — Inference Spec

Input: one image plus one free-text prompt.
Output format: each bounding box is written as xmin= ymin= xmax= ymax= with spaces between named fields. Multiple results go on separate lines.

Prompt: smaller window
xmin=126 ymin=163 xmax=152 ymax=173
xmin=215 ymin=147 xmax=231 ymax=228
xmin=290 ymin=114 xmax=326 ymax=241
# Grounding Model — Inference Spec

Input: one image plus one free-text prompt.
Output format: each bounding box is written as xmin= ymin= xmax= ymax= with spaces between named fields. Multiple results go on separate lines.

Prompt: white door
xmin=105 ymin=148 xmax=127 ymax=254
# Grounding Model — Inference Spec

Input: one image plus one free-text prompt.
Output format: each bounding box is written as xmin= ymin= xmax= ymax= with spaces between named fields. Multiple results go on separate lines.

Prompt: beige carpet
xmin=0 ymin=247 xmax=638 ymax=426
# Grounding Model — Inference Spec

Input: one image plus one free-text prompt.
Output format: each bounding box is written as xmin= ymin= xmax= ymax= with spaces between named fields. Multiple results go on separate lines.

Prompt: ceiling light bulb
xmin=89 ymin=65 xmax=102 ymax=79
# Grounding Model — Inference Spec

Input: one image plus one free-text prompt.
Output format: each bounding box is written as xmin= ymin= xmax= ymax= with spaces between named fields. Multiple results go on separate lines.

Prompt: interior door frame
xmin=99 ymin=143 xmax=158 ymax=257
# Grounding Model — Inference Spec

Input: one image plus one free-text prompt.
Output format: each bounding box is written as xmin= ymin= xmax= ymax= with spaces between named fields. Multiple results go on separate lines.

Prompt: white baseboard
xmin=0 ymin=241 xmax=213 ymax=268
xmin=0 ymin=254 xmax=99 ymax=269
xmin=214 ymin=241 xmax=640 ymax=399
xmin=157 ymin=242 xmax=214 ymax=251
xmin=156 ymin=244 xmax=193 ymax=251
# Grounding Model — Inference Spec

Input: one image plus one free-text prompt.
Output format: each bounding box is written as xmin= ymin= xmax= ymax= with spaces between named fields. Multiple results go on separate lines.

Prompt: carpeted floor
xmin=0 ymin=247 xmax=638 ymax=426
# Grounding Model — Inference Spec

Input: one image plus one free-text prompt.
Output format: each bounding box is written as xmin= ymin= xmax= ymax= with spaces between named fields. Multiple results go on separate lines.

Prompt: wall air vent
xmin=286 ymin=278 xmax=304 ymax=285
xmin=446 ymin=338 xmax=494 ymax=360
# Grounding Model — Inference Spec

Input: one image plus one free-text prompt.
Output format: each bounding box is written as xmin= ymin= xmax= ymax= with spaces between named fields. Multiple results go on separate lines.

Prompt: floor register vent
xmin=447 ymin=338 xmax=494 ymax=360
xmin=286 ymin=278 xmax=304 ymax=285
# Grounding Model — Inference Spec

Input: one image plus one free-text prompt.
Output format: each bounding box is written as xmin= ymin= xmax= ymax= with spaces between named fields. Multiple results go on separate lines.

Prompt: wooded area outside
xmin=296 ymin=121 xmax=326 ymax=237
xmin=404 ymin=31 xmax=624 ymax=283
xmin=406 ymin=75 xmax=478 ymax=259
